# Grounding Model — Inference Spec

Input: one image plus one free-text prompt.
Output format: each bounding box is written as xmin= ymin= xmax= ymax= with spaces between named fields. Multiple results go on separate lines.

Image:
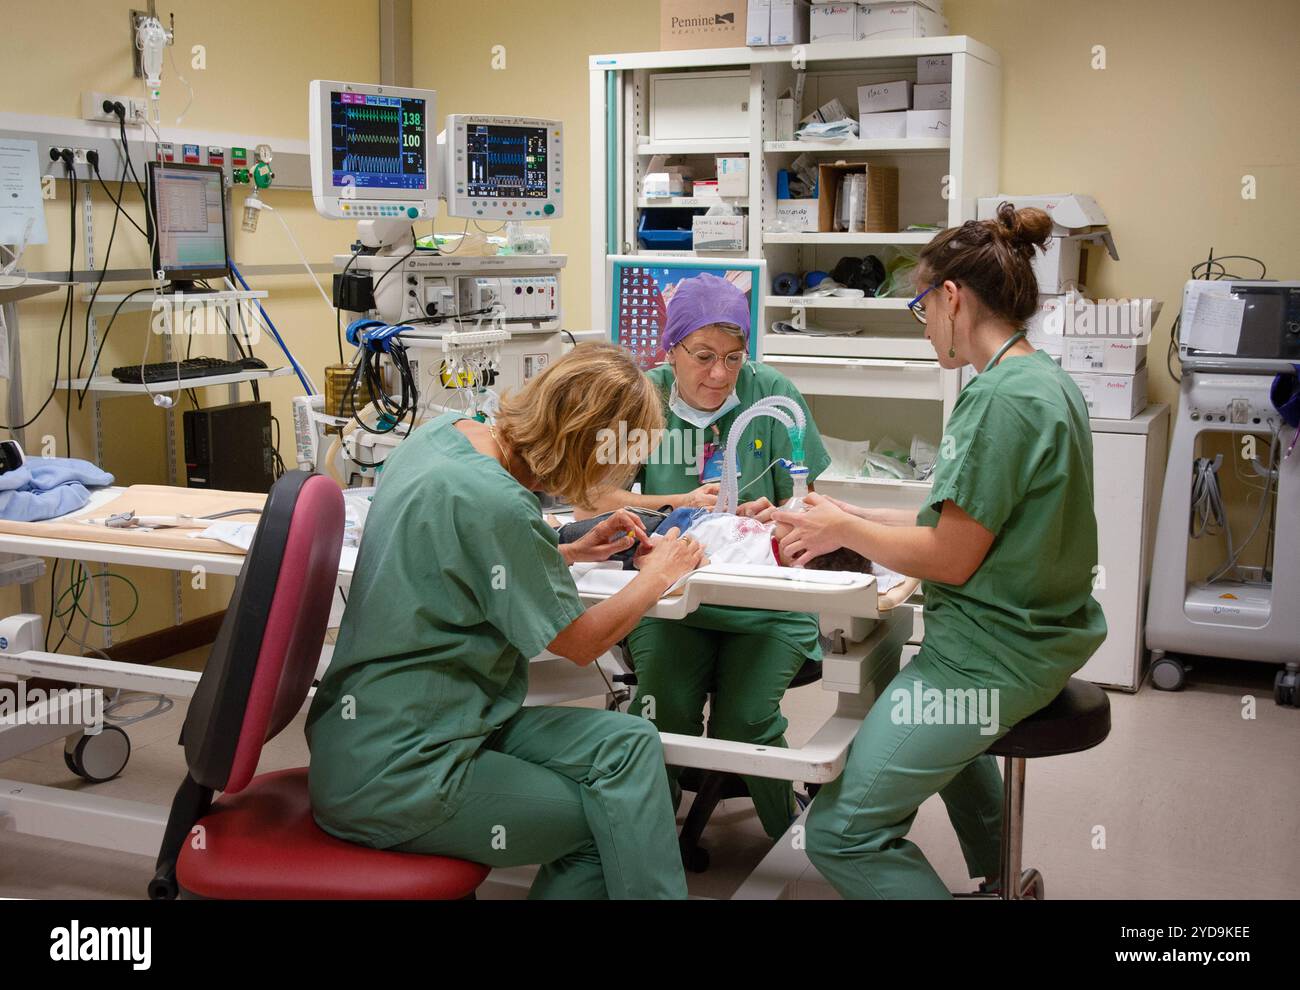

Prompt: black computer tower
xmin=182 ymin=401 xmax=275 ymax=493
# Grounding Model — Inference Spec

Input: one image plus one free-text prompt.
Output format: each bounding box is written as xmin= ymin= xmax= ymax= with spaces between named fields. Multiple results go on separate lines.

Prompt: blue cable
xmin=228 ymin=260 xmax=315 ymax=395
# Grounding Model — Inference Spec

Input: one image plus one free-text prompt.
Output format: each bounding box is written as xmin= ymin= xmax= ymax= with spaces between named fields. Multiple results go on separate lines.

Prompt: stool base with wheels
xmin=975 ymin=677 xmax=1111 ymax=901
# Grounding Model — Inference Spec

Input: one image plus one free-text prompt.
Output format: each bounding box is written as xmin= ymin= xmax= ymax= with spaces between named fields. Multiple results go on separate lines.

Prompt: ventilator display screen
xmin=464 ymin=124 xmax=549 ymax=200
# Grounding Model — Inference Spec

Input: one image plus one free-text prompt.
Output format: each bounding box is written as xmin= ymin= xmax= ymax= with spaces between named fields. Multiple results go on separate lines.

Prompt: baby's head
xmin=770 ymin=519 xmax=872 ymax=572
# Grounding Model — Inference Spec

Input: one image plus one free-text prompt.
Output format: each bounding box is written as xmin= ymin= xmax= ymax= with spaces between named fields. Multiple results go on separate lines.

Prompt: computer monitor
xmin=146 ymin=162 xmax=230 ymax=292
xmin=309 ymin=80 xmax=436 ymax=221
xmin=442 ymin=114 xmax=563 ymax=220
xmin=607 ymin=255 xmax=765 ymax=372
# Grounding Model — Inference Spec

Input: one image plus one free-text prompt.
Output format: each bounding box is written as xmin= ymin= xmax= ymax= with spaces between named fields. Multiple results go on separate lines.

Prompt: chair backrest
xmin=181 ymin=471 xmax=344 ymax=793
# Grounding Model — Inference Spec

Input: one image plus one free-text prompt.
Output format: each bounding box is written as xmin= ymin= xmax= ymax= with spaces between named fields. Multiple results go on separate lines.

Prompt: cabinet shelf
xmin=762 ymin=231 xmax=935 ymax=245
xmin=765 ymin=296 xmax=910 ymax=310
xmin=763 ymin=139 xmax=949 ymax=154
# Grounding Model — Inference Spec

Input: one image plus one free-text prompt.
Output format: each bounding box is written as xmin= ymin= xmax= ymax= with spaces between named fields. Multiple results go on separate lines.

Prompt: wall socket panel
xmin=81 ymin=91 xmax=147 ymax=125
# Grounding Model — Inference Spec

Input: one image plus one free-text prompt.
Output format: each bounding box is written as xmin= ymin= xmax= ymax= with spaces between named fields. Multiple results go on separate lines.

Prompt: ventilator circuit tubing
xmin=717 ymin=394 xmax=808 ymax=515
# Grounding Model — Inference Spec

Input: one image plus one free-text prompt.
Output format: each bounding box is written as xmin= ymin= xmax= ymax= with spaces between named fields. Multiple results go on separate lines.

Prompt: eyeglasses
xmin=677 ymin=341 xmax=746 ymax=371
xmin=908 ymin=284 xmax=939 ymax=325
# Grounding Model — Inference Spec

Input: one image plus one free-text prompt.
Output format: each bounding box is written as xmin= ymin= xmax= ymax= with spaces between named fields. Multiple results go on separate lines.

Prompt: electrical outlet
xmin=81 ymin=90 xmax=142 ymax=124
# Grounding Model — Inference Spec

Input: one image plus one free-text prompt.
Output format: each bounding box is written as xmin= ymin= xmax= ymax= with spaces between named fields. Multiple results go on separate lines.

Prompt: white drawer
xmin=764 ymin=355 xmax=944 ymax=401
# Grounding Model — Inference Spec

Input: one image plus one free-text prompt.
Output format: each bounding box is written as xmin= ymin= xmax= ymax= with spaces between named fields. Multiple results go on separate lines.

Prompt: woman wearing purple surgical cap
xmin=586 ymin=270 xmax=835 ymax=844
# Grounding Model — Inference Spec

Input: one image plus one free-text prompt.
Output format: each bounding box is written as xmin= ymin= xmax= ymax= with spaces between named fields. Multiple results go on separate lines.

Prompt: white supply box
xmin=693 ymin=215 xmax=748 ymax=251
xmin=906 ymin=109 xmax=950 ymax=138
xmin=775 ymin=199 xmax=819 ymax=231
xmin=913 ymin=83 xmax=951 ymax=110
xmin=776 ymin=94 xmax=798 ymax=140
xmin=644 ymin=171 xmax=692 ymax=198
xmin=716 ymin=156 xmax=750 ymax=197
xmin=858 ymin=80 xmax=912 ymax=113
xmin=810 ymin=3 xmax=857 ymax=42
xmin=857 ymin=1 xmax=948 ymax=40
xmin=1070 ymin=365 xmax=1149 ymax=419
xmin=747 ymin=0 xmax=772 ymax=43
xmin=917 ymin=54 xmax=952 ymax=83
xmin=1062 ymin=337 xmax=1148 ymax=375
xmin=772 ymin=0 xmax=811 ymax=44
xmin=859 ymin=111 xmax=907 ymax=138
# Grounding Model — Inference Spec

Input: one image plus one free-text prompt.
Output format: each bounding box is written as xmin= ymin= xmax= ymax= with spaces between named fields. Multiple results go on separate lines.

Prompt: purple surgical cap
xmin=660 ymin=273 xmax=751 ymax=352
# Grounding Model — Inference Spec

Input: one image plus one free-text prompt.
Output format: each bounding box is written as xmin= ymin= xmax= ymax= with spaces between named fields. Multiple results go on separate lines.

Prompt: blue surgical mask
xmin=668 ymin=382 xmax=741 ymax=429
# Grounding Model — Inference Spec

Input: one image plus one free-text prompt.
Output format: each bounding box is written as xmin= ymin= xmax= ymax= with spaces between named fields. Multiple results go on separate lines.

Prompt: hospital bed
xmin=0 ymin=484 xmax=910 ymax=898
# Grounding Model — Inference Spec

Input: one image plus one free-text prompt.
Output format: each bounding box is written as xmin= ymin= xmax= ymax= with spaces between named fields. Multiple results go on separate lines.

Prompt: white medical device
xmin=440 ymin=114 xmax=563 ymax=220
xmin=1146 ymin=279 xmax=1300 ymax=703
xmin=308 ymin=80 xmax=437 ymax=226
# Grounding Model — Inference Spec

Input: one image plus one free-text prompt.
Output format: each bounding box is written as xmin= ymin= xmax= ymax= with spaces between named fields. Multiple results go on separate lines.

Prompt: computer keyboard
xmin=110 ymin=357 xmax=259 ymax=385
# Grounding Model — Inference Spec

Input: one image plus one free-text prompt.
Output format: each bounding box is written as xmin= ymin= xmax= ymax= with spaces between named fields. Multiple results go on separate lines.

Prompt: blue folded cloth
xmin=0 ymin=457 xmax=115 ymax=522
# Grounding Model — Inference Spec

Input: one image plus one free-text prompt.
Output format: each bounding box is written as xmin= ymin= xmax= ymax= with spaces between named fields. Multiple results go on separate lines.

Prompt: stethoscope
xmin=983 ymin=330 xmax=1028 ymax=374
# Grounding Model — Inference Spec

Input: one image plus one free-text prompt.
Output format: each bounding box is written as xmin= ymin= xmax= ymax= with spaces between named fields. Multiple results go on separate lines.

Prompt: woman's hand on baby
xmin=736 ymin=497 xmax=775 ymax=520
xmin=672 ymin=483 xmax=719 ymax=510
xmin=636 ymin=527 xmax=708 ymax=591
xmin=772 ymin=492 xmax=851 ymax=566
xmin=563 ymin=508 xmax=650 ymax=563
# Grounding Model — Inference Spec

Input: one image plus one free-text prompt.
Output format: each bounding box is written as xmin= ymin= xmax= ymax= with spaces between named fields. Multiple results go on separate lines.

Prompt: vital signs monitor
xmin=309 ymin=80 xmax=437 ymax=221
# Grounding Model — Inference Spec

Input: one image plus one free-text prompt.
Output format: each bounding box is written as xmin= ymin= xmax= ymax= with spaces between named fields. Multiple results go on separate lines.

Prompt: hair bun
xmin=995 ymin=202 xmax=1053 ymax=254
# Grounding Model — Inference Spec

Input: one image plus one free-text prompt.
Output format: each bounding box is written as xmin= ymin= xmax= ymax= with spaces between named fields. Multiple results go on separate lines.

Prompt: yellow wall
xmin=0 ymin=0 xmax=380 ymax=644
xmin=3 ymin=0 xmax=1297 ymax=645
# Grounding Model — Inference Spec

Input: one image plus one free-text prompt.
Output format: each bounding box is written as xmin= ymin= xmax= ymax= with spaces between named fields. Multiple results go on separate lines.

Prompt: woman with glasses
xmin=585 ymin=272 xmax=833 ymax=842
xmin=772 ymin=204 xmax=1108 ymax=898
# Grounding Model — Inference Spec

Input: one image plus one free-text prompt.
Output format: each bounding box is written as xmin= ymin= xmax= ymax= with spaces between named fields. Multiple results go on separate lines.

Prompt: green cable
xmin=55 ymin=561 xmax=140 ymax=628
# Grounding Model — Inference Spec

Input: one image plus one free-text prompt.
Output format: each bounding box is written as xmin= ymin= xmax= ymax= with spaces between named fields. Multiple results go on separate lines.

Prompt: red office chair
xmin=148 ymin=471 xmax=489 ymax=900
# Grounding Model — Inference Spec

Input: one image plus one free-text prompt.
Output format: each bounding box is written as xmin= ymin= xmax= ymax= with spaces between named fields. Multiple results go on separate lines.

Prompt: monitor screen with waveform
xmin=330 ymin=92 xmax=428 ymax=191
xmin=465 ymin=123 xmax=549 ymax=201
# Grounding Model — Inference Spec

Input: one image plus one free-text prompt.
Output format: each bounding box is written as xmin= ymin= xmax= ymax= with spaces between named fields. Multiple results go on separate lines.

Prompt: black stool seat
xmin=988 ymin=678 xmax=1111 ymax=759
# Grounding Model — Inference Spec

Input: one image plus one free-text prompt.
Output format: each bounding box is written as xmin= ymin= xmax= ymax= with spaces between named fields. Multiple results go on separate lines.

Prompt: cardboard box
xmin=1062 ymin=337 xmax=1148 ymax=375
xmin=978 ymin=194 xmax=1118 ymax=294
xmin=905 ymin=109 xmax=951 ymax=138
xmin=913 ymin=83 xmax=951 ymax=110
xmin=770 ymin=0 xmax=810 ymax=44
xmin=775 ymin=199 xmax=820 ymax=232
xmin=859 ymin=110 xmax=907 ymax=138
xmin=692 ymin=214 xmax=748 ymax=251
xmin=747 ymin=0 xmax=771 ymax=44
xmin=857 ymin=80 xmax=911 ymax=114
xmin=661 ymin=0 xmax=748 ymax=50
xmin=810 ymin=2 xmax=856 ymax=42
xmin=1069 ymin=365 xmax=1148 ymax=419
xmin=817 ymin=161 xmax=899 ymax=232
xmin=857 ymin=2 xmax=948 ymax=40
xmin=716 ymin=156 xmax=749 ymax=197
xmin=916 ymin=54 xmax=952 ymax=83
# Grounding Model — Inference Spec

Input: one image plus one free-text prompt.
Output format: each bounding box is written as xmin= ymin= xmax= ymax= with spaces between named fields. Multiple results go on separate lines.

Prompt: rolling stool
xmin=979 ymin=677 xmax=1111 ymax=900
xmin=610 ymin=643 xmax=824 ymax=873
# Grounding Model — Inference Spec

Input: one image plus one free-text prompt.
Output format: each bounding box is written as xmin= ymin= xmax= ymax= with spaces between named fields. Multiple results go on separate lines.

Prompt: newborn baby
xmin=647 ymin=506 xmax=872 ymax=572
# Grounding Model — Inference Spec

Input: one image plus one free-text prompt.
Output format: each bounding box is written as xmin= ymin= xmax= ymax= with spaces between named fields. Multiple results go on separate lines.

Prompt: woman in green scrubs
xmin=587 ymin=273 xmax=832 ymax=841
xmin=774 ymin=206 xmax=1108 ymax=898
xmin=306 ymin=344 xmax=706 ymax=899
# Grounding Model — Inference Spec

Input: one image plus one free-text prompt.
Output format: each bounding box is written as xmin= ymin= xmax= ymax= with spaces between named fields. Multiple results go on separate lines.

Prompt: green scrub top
xmin=917 ymin=349 xmax=1107 ymax=689
xmin=637 ymin=361 xmax=833 ymax=655
xmin=306 ymin=412 xmax=586 ymax=848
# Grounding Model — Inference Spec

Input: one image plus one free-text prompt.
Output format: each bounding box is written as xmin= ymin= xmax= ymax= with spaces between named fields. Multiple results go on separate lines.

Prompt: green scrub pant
xmin=391 ymin=705 xmax=687 ymax=899
xmin=626 ymin=620 xmax=807 ymax=840
xmin=804 ymin=640 xmax=1067 ymax=899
